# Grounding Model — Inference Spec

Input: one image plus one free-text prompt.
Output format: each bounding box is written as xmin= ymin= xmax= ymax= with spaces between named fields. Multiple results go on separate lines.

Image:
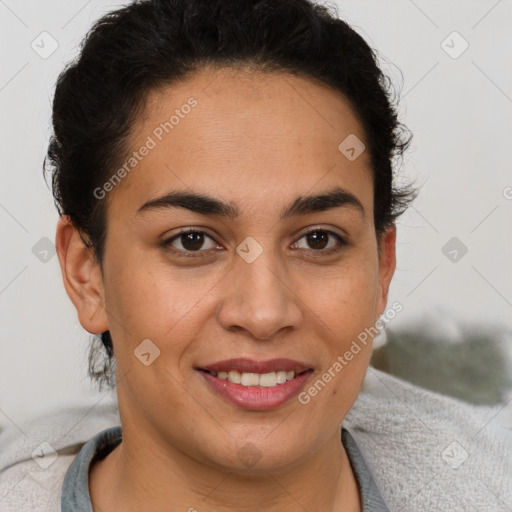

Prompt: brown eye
xmin=162 ymin=229 xmax=219 ymax=256
xmin=306 ymin=231 xmax=329 ymax=250
xmin=292 ymin=229 xmax=346 ymax=255
xmin=179 ymin=231 xmax=206 ymax=251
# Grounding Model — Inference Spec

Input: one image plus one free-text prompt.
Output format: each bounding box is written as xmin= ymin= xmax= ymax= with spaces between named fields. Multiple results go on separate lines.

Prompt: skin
xmin=56 ymin=66 xmax=396 ymax=512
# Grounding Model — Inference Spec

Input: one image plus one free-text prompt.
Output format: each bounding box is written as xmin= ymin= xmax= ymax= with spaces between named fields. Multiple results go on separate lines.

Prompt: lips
xmin=197 ymin=357 xmax=313 ymax=375
xmin=197 ymin=366 xmax=314 ymax=410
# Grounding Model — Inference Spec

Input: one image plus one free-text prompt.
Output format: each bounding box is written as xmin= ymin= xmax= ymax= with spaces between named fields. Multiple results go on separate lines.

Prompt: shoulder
xmin=344 ymin=366 xmax=512 ymax=511
xmin=0 ymin=394 xmax=120 ymax=512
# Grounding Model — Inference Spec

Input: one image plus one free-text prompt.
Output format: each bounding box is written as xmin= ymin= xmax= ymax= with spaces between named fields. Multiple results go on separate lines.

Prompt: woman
xmin=0 ymin=0 xmax=510 ymax=510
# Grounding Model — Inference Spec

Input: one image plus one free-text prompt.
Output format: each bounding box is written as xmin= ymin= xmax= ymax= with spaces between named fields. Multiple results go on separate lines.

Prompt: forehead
xmin=142 ymin=65 xmax=366 ymax=146
xmin=109 ymin=66 xmax=373 ymax=218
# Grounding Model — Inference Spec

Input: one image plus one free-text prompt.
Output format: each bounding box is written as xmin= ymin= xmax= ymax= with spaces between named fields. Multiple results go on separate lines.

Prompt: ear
xmin=375 ymin=225 xmax=397 ymax=317
xmin=55 ymin=215 xmax=109 ymax=334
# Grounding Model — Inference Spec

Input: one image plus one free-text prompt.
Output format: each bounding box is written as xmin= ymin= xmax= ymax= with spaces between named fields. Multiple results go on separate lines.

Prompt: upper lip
xmin=197 ymin=358 xmax=313 ymax=374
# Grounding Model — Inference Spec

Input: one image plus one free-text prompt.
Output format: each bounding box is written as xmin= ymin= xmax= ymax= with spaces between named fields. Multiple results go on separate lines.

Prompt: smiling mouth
xmin=198 ymin=369 xmax=313 ymax=388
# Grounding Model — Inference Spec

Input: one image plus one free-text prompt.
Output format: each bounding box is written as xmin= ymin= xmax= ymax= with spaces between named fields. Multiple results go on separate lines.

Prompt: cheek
xmin=303 ymin=256 xmax=379 ymax=400
xmin=103 ymin=242 xmax=186 ymax=324
xmin=101 ymin=248 xmax=221 ymax=370
xmin=309 ymin=255 xmax=379 ymax=328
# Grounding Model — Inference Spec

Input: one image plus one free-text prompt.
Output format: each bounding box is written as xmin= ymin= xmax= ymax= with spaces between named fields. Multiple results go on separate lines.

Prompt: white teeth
xmin=241 ymin=372 xmax=260 ymax=386
xmin=259 ymin=372 xmax=278 ymax=387
xmin=212 ymin=370 xmax=297 ymax=387
xmin=228 ymin=370 xmax=241 ymax=384
xmin=276 ymin=371 xmax=287 ymax=384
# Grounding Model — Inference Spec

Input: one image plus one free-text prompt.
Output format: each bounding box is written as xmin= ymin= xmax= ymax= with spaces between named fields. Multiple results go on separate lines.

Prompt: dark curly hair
xmin=44 ymin=0 xmax=416 ymax=390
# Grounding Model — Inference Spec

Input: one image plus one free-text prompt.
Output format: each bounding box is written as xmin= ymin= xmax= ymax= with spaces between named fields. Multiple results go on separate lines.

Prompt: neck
xmin=90 ymin=424 xmax=361 ymax=512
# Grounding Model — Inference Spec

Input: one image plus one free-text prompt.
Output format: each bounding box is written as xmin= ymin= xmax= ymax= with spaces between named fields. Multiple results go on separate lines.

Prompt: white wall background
xmin=1 ymin=0 xmax=511 ymax=429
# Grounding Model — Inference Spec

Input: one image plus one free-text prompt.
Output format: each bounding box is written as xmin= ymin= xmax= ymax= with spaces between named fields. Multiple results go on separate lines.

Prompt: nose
xmin=216 ymin=247 xmax=303 ymax=340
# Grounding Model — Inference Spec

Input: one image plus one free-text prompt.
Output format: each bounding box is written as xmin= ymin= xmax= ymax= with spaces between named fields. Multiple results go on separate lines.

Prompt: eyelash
xmin=160 ymin=227 xmax=347 ymax=258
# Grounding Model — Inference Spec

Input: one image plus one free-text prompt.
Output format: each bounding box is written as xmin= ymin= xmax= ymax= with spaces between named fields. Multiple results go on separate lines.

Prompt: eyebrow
xmin=136 ymin=186 xmax=365 ymax=220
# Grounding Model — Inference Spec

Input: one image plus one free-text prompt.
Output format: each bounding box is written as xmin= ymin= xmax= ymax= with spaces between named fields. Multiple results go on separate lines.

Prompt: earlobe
xmin=376 ymin=225 xmax=397 ymax=317
xmin=55 ymin=215 xmax=109 ymax=334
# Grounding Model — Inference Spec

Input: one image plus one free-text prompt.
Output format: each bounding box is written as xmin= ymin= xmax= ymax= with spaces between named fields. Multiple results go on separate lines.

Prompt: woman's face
xmin=81 ymin=67 xmax=395 ymax=471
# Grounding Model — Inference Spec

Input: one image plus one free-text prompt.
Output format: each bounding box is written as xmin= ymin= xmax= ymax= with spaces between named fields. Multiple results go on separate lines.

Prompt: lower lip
xmin=198 ymin=370 xmax=313 ymax=410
